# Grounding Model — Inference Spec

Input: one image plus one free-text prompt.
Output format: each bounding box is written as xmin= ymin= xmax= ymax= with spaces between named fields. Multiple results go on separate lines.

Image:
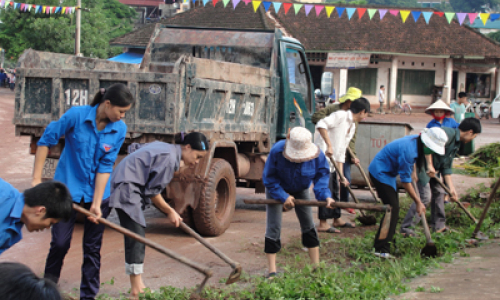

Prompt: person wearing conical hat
xmin=426 ymin=99 xmax=459 ymax=129
xmin=262 ymin=127 xmax=335 ymax=279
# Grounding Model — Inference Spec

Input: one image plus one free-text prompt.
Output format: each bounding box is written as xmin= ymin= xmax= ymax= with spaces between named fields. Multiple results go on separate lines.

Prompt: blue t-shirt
xmin=426 ymin=117 xmax=459 ymax=129
xmin=37 ymin=105 xmax=127 ymax=203
xmin=263 ymin=140 xmax=331 ymax=203
xmin=368 ymin=135 xmax=419 ymax=191
xmin=0 ymin=178 xmax=25 ymax=255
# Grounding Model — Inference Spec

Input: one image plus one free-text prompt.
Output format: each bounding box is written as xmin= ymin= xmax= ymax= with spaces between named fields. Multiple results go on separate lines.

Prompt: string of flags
xmin=187 ymin=0 xmax=500 ymax=26
xmin=0 ymin=0 xmax=77 ymax=14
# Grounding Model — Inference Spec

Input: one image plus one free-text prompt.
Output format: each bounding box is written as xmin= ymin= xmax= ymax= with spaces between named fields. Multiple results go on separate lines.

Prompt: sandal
xmin=318 ymin=226 xmax=341 ymax=233
xmin=265 ymin=272 xmax=277 ymax=280
xmin=338 ymin=222 xmax=355 ymax=228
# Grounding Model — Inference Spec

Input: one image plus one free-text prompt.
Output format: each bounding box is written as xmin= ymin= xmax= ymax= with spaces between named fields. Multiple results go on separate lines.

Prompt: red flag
xmin=357 ymin=8 xmax=366 ymax=19
xmin=434 ymin=12 xmax=444 ymax=17
xmin=212 ymin=0 xmax=218 ymax=6
xmin=52 ymin=6 xmax=56 ymax=13
xmin=283 ymin=2 xmax=292 ymax=14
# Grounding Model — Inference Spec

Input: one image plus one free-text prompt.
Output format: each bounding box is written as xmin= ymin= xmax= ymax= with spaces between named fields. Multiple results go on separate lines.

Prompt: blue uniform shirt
xmin=263 ymin=140 xmax=332 ymax=203
xmin=38 ymin=105 xmax=127 ymax=203
xmin=0 ymin=178 xmax=25 ymax=255
xmin=426 ymin=117 xmax=459 ymax=129
xmin=368 ymin=135 xmax=419 ymax=191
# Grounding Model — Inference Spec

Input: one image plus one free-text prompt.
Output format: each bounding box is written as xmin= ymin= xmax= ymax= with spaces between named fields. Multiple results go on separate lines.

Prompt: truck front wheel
xmin=194 ymin=159 xmax=236 ymax=236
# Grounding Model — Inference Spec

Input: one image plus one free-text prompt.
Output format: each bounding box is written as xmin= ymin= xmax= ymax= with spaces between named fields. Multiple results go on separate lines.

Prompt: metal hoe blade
xmin=225 ymin=264 xmax=242 ymax=285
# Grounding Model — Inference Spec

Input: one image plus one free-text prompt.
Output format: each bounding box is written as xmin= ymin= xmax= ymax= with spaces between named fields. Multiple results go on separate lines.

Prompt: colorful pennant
xmin=379 ymin=9 xmax=388 ymax=20
xmin=325 ymin=6 xmax=334 ymax=18
xmin=346 ymin=7 xmax=356 ymax=20
xmin=445 ymin=12 xmax=455 ymax=24
xmin=367 ymin=8 xmax=376 ymax=20
xmin=456 ymin=13 xmax=467 ymax=25
xmin=400 ymin=10 xmax=410 ymax=23
xmin=304 ymin=4 xmax=313 ymax=16
xmin=357 ymin=8 xmax=366 ymax=19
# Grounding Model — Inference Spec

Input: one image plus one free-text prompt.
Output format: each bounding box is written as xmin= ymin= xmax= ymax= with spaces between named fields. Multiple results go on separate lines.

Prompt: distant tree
xmin=367 ymin=0 xmax=419 ymax=7
xmin=487 ymin=31 xmax=500 ymax=43
xmin=0 ymin=0 xmax=136 ymax=60
xmin=449 ymin=0 xmax=500 ymax=12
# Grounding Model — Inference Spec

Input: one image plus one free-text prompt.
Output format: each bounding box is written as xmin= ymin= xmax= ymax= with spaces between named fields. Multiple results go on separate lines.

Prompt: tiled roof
xmin=111 ymin=2 xmax=500 ymax=58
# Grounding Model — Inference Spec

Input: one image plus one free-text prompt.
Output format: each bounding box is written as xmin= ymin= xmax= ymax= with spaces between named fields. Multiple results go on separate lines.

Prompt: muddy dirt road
xmin=0 ymin=89 xmax=498 ymax=298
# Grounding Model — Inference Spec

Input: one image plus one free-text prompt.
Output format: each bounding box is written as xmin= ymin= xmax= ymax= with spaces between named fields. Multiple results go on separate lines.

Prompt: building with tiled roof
xmin=111 ymin=1 xmax=500 ymax=107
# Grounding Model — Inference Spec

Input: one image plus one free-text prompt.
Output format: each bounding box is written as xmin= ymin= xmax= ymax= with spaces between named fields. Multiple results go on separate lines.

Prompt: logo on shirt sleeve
xmin=102 ymin=143 xmax=112 ymax=152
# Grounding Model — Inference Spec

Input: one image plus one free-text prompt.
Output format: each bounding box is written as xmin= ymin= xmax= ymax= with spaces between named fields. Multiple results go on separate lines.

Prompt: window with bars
xmin=397 ymin=69 xmax=435 ymax=96
xmin=347 ymin=68 xmax=378 ymax=95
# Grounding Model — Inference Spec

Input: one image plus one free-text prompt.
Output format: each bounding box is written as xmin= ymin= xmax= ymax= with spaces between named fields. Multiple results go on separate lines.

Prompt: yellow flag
xmin=325 ymin=6 xmax=335 ymax=18
xmin=62 ymin=7 xmax=66 ymax=13
xmin=480 ymin=13 xmax=490 ymax=25
xmin=400 ymin=10 xmax=410 ymax=23
xmin=252 ymin=0 xmax=261 ymax=12
xmin=43 ymin=5 xmax=46 ymax=13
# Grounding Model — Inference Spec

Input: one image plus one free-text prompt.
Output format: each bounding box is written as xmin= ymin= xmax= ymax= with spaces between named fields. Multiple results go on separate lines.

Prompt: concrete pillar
xmin=389 ymin=57 xmax=398 ymax=105
xmin=443 ymin=58 xmax=453 ymax=104
xmin=496 ymin=68 xmax=500 ymax=97
xmin=339 ymin=68 xmax=348 ymax=97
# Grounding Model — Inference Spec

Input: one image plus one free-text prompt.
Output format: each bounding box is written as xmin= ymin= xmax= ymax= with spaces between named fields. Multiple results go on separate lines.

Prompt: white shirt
xmin=379 ymin=89 xmax=385 ymax=102
xmin=314 ymin=110 xmax=355 ymax=170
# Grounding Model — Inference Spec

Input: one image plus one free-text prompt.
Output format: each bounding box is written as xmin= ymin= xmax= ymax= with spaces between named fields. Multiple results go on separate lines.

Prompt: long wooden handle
xmin=73 ymin=204 xmax=212 ymax=277
xmin=347 ymin=147 xmax=382 ymax=204
xmin=420 ymin=211 xmax=433 ymax=244
xmin=243 ymin=199 xmax=390 ymax=212
xmin=433 ymin=177 xmax=478 ymax=223
xmin=473 ymin=176 xmax=500 ymax=237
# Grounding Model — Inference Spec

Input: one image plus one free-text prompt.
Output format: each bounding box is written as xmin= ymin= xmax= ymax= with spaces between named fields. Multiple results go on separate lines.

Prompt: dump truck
xmin=13 ymin=25 xmax=333 ymax=236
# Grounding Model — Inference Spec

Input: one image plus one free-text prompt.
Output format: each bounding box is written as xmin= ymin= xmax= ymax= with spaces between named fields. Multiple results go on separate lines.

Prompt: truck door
xmin=281 ymin=45 xmax=315 ymax=135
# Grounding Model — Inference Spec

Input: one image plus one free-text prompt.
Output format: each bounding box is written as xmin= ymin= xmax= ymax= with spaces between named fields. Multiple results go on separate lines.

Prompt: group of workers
xmin=0 ymin=83 xmax=482 ymax=298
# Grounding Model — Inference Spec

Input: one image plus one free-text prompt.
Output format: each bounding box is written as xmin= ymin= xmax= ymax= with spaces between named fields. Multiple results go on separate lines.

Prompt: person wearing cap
xmin=262 ymin=127 xmax=334 ymax=279
xmin=311 ymin=87 xmax=362 ymax=223
xmin=426 ymin=99 xmax=459 ymax=129
xmin=400 ymin=118 xmax=481 ymax=235
xmin=368 ymin=127 xmax=448 ymax=258
xmin=314 ymin=96 xmax=370 ymax=233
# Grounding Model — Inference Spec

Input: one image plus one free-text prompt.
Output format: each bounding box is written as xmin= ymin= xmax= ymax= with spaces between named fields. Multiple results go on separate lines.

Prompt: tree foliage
xmin=449 ymin=0 xmax=500 ymax=12
xmin=487 ymin=31 xmax=500 ymax=43
xmin=367 ymin=0 xmax=419 ymax=7
xmin=0 ymin=0 xmax=136 ymax=61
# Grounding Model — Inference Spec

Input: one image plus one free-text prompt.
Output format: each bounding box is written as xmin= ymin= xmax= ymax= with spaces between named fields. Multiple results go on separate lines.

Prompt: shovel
xmin=328 ymin=156 xmax=378 ymax=226
xmin=433 ymin=177 xmax=478 ymax=224
xmin=153 ymin=204 xmax=242 ymax=284
xmin=347 ymin=147 xmax=382 ymax=204
xmin=243 ymin=199 xmax=392 ymax=238
xmin=420 ymin=211 xmax=438 ymax=258
xmin=72 ymin=204 xmax=212 ymax=294
xmin=473 ymin=176 xmax=500 ymax=240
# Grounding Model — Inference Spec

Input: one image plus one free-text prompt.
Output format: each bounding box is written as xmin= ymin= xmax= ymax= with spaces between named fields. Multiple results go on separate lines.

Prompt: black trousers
xmin=116 ymin=209 xmax=146 ymax=270
xmin=318 ymin=172 xmax=341 ymax=220
xmin=370 ymin=173 xmax=400 ymax=254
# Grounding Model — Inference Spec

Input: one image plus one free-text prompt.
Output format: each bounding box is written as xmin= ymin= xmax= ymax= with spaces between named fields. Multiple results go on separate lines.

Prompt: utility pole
xmin=75 ymin=0 xmax=81 ymax=56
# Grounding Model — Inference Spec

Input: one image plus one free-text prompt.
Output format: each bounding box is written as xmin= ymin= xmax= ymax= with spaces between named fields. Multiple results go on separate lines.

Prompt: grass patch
xmin=98 ymin=184 xmax=500 ymax=300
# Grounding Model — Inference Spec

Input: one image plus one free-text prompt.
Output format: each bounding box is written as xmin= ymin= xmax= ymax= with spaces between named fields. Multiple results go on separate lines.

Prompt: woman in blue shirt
xmin=32 ymin=83 xmax=135 ymax=300
xmin=368 ymin=127 xmax=447 ymax=259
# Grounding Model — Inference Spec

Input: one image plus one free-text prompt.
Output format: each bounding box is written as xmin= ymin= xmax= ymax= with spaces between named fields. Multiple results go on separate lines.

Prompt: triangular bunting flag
xmin=4 ymin=1 xmax=8 ymax=8
xmin=27 ymin=4 xmax=31 ymax=11
xmin=379 ymin=9 xmax=387 ymax=20
xmin=20 ymin=3 xmax=24 ymax=10
xmin=412 ymin=11 xmax=421 ymax=22
xmin=336 ymin=7 xmax=345 ymax=18
xmin=272 ymin=2 xmax=281 ymax=12
xmin=252 ymin=0 xmax=261 ymax=12
xmin=0 ymin=0 xmax=4 ymax=8
xmin=480 ymin=13 xmax=490 ymax=25
xmin=422 ymin=11 xmax=432 ymax=24
xmin=232 ymin=0 xmax=240 ymax=9
xmin=389 ymin=9 xmax=399 ymax=17
xmin=445 ymin=12 xmax=455 ymax=24
xmin=42 ymin=5 xmax=46 ymax=13
xmin=293 ymin=3 xmax=302 ymax=15
xmin=66 ymin=6 xmax=71 ymax=13
xmin=367 ymin=8 xmax=376 ymax=20
xmin=213 ymin=0 xmax=220 ymax=7
xmin=14 ymin=2 xmax=18 ymax=9
xmin=202 ymin=0 xmax=209 ymax=6
xmin=314 ymin=5 xmax=323 ymax=17
xmin=47 ymin=6 xmax=51 ymax=14
xmin=35 ymin=5 xmax=39 ymax=12
xmin=468 ymin=13 xmax=477 ymax=24
xmin=456 ymin=12 xmax=467 ymax=25
xmin=283 ymin=2 xmax=291 ymax=14
xmin=346 ymin=7 xmax=356 ymax=20
xmin=357 ymin=8 xmax=366 ymax=19
xmin=262 ymin=1 xmax=271 ymax=11
xmin=490 ymin=14 xmax=500 ymax=22
xmin=325 ymin=6 xmax=334 ymax=18
xmin=304 ymin=4 xmax=313 ymax=16
xmin=56 ymin=6 xmax=61 ymax=13
xmin=434 ymin=11 xmax=444 ymax=17
xmin=400 ymin=10 xmax=410 ymax=23
xmin=242 ymin=0 xmax=251 ymax=5
xmin=222 ymin=0 xmax=230 ymax=7
xmin=25 ymin=3 xmax=29 ymax=11
xmin=52 ymin=6 xmax=56 ymax=13
xmin=62 ymin=6 xmax=66 ymax=13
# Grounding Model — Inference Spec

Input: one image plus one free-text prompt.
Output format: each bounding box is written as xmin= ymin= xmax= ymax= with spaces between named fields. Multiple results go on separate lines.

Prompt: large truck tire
xmin=194 ymin=159 xmax=236 ymax=236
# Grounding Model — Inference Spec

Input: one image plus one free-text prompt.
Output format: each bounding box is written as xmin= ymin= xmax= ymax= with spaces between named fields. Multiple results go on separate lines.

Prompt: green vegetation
xmin=0 ymin=0 xmax=137 ymax=61
xmin=455 ymin=143 xmax=500 ymax=178
xmin=93 ymin=182 xmax=500 ymax=300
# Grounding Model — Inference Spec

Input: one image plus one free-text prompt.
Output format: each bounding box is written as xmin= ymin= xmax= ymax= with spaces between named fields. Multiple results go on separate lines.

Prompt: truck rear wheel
xmin=194 ymin=159 xmax=236 ymax=236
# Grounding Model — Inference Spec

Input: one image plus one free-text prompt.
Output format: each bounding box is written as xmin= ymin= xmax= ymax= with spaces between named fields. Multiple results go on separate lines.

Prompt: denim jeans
xmin=265 ymin=188 xmax=318 ymax=253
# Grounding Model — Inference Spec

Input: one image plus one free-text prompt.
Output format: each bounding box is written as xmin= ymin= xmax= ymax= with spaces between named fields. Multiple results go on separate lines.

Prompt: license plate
xmin=41 ymin=158 xmax=58 ymax=180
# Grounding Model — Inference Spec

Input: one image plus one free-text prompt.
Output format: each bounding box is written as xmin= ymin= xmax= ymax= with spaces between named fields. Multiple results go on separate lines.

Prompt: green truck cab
xmin=13 ymin=25 xmax=332 ymax=236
